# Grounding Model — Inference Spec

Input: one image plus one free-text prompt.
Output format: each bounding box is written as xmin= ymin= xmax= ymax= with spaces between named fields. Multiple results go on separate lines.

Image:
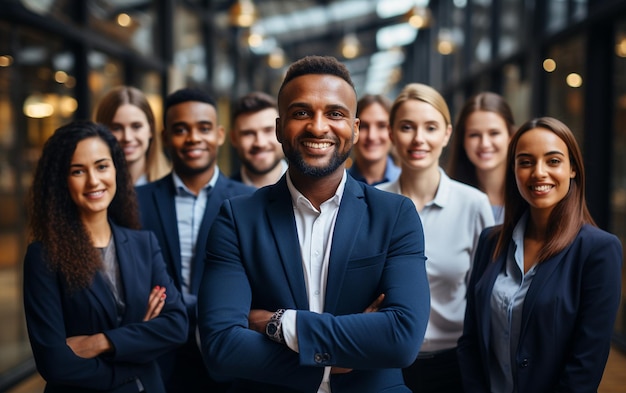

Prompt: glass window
xmin=0 ymin=22 xmax=77 ymax=376
xmin=88 ymin=50 xmax=123 ymax=113
xmin=172 ymin=5 xmax=207 ymax=88
xmin=546 ymin=0 xmax=568 ymax=33
xmin=469 ymin=0 xmax=492 ymax=71
xmin=88 ymin=0 xmax=158 ymax=57
xmin=502 ymin=61 xmax=531 ymax=126
xmin=499 ymin=0 xmax=523 ymax=58
xmin=610 ymin=18 xmax=626 ymax=345
xmin=545 ymin=35 xmax=586 ymax=143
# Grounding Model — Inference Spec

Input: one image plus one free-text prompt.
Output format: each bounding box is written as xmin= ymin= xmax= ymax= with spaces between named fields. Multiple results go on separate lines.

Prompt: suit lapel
xmin=154 ymin=176 xmax=183 ymax=288
xmin=474 ymin=252 xmax=504 ymax=355
xmin=520 ymin=245 xmax=570 ymax=335
xmin=324 ymin=178 xmax=365 ymax=313
xmin=190 ymin=172 xmax=227 ymax=294
xmin=111 ymin=224 xmax=143 ymax=323
xmin=267 ymin=179 xmax=309 ymax=309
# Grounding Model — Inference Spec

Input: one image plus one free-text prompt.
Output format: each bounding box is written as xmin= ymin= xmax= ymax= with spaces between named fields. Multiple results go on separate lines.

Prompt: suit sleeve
xmin=104 ymin=231 xmax=188 ymax=363
xmin=457 ymin=229 xmax=494 ymax=392
xmin=23 ymin=243 xmax=138 ymax=389
xmin=555 ymin=232 xmax=622 ymax=392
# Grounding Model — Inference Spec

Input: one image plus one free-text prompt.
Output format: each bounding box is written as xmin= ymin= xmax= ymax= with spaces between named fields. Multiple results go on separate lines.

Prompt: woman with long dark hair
xmin=23 ymin=121 xmax=187 ymax=393
xmin=458 ymin=117 xmax=622 ymax=392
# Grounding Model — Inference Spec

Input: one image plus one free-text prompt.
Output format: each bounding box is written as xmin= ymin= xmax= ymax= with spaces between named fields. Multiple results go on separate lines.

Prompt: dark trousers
xmin=402 ymin=347 xmax=463 ymax=393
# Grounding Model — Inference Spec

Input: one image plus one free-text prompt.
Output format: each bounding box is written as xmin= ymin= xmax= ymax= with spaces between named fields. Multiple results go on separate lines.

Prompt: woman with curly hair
xmin=23 ymin=120 xmax=187 ymax=393
xmin=458 ymin=117 xmax=622 ymax=392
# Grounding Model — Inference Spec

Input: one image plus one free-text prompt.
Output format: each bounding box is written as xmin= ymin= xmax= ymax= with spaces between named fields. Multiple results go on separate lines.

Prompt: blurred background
xmin=1 ymin=0 xmax=626 ymax=391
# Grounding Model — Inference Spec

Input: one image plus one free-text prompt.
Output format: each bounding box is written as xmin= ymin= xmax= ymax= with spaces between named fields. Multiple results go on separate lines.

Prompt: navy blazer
xmin=23 ymin=223 xmax=188 ymax=393
xmin=198 ymin=175 xmax=431 ymax=393
xmin=458 ymin=224 xmax=622 ymax=393
xmin=135 ymin=171 xmax=255 ymax=319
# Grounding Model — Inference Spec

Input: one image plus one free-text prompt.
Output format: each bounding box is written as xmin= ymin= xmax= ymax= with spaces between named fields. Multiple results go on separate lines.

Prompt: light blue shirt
xmin=377 ymin=168 xmax=494 ymax=351
xmin=348 ymin=155 xmax=400 ymax=186
xmin=173 ymin=168 xmax=219 ymax=298
xmin=489 ymin=212 xmax=538 ymax=393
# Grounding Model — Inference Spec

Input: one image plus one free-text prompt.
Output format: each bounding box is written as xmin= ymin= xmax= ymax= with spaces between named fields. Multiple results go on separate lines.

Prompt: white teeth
xmin=86 ymin=191 xmax=104 ymax=197
xmin=532 ymin=185 xmax=552 ymax=192
xmin=303 ymin=141 xmax=331 ymax=149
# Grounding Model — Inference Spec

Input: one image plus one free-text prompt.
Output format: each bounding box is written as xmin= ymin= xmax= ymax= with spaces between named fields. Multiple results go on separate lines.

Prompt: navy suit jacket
xmin=23 ymin=223 xmax=188 ymax=393
xmin=135 ymin=171 xmax=255 ymax=323
xmin=198 ymin=175 xmax=430 ymax=393
xmin=458 ymin=224 xmax=622 ymax=393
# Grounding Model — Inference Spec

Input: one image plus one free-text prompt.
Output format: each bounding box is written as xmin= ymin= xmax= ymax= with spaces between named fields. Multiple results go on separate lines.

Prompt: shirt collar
xmin=172 ymin=167 xmax=220 ymax=196
xmin=428 ymin=167 xmax=450 ymax=208
xmin=286 ymin=170 xmax=347 ymax=212
xmin=512 ymin=211 xmax=529 ymax=271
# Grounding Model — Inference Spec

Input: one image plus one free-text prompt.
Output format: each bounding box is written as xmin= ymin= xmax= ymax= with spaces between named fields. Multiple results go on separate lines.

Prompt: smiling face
xmin=276 ymin=73 xmax=359 ymax=178
xmin=231 ymin=107 xmax=283 ymax=175
xmin=354 ymin=102 xmax=391 ymax=165
xmin=109 ymin=104 xmax=152 ymax=166
xmin=67 ymin=137 xmax=117 ymax=221
xmin=514 ymin=127 xmax=576 ymax=215
xmin=163 ymin=101 xmax=225 ymax=177
xmin=463 ymin=110 xmax=510 ymax=173
xmin=391 ymin=99 xmax=451 ymax=173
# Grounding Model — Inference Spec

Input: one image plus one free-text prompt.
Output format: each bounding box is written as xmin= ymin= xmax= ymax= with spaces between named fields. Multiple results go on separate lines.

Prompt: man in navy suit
xmin=136 ymin=88 xmax=254 ymax=393
xmin=197 ymin=55 xmax=430 ymax=392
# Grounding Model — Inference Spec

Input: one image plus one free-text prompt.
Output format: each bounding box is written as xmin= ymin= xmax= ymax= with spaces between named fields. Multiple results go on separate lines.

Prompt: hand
xmin=143 ymin=285 xmax=167 ymax=321
xmin=364 ymin=293 xmax=385 ymax=313
xmin=66 ymin=333 xmax=112 ymax=358
xmin=331 ymin=367 xmax=353 ymax=374
xmin=248 ymin=309 xmax=274 ymax=334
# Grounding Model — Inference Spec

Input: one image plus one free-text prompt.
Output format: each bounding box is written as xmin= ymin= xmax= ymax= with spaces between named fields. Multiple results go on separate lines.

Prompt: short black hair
xmin=278 ymin=56 xmax=355 ymax=98
xmin=163 ymin=87 xmax=217 ymax=124
xmin=231 ymin=91 xmax=277 ymax=125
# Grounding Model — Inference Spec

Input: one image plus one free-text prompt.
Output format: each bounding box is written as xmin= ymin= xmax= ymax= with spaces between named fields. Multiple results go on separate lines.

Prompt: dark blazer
xmin=458 ymin=224 xmax=623 ymax=393
xmin=198 ymin=175 xmax=431 ymax=393
xmin=135 ymin=171 xmax=254 ymax=392
xmin=23 ymin=223 xmax=188 ymax=393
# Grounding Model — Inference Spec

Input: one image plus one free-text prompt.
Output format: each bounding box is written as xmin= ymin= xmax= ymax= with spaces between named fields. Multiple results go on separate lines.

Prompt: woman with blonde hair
xmin=95 ymin=86 xmax=170 ymax=185
xmin=378 ymin=83 xmax=494 ymax=392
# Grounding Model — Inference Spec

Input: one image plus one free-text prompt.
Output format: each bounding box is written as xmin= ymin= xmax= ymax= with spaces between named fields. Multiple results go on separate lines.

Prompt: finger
xmin=364 ymin=293 xmax=385 ymax=313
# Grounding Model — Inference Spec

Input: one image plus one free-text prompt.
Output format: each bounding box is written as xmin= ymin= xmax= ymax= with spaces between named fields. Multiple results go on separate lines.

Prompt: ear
xmin=352 ymin=117 xmax=360 ymax=144
xmin=217 ymin=125 xmax=226 ymax=147
xmin=442 ymin=124 xmax=453 ymax=147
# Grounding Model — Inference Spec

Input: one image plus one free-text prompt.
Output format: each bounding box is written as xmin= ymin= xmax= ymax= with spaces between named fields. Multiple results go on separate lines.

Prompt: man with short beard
xmin=197 ymin=56 xmax=430 ymax=393
xmin=230 ymin=91 xmax=287 ymax=188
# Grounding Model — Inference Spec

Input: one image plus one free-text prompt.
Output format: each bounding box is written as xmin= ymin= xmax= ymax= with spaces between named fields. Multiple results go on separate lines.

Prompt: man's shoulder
xmin=216 ymin=173 xmax=256 ymax=196
xmin=135 ymin=175 xmax=171 ymax=199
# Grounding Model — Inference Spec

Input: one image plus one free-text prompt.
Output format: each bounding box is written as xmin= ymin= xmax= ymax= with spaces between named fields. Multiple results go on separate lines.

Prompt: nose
xmin=533 ymin=161 xmax=547 ymax=178
xmin=186 ymin=128 xmax=201 ymax=143
xmin=479 ymin=135 xmax=490 ymax=148
xmin=308 ymin=112 xmax=329 ymax=136
xmin=87 ymin=169 xmax=100 ymax=186
xmin=122 ymin=127 xmax=132 ymax=142
xmin=412 ymin=128 xmax=425 ymax=144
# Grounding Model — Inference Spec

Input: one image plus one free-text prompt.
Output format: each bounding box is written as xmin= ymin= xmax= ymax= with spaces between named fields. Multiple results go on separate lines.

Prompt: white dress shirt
xmin=281 ymin=170 xmax=347 ymax=393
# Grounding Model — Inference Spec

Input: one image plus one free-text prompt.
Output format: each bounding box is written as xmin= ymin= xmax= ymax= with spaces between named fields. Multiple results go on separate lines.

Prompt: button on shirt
xmin=489 ymin=212 xmax=538 ymax=393
xmin=281 ymin=171 xmax=346 ymax=393
xmin=173 ymin=169 xmax=218 ymax=299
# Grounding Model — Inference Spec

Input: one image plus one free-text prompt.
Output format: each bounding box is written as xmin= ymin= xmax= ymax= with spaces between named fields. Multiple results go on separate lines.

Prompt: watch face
xmin=266 ymin=323 xmax=278 ymax=335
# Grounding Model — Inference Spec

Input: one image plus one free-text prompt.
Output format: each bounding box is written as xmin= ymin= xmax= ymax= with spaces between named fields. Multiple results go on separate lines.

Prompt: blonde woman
xmin=378 ymin=83 xmax=494 ymax=393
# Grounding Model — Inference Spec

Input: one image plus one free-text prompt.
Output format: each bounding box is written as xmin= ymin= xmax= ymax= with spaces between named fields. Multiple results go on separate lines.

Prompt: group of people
xmin=22 ymin=54 xmax=621 ymax=393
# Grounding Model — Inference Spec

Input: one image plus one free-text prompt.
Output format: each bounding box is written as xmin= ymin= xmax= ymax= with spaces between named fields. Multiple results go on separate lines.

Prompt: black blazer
xmin=23 ymin=223 xmax=188 ymax=393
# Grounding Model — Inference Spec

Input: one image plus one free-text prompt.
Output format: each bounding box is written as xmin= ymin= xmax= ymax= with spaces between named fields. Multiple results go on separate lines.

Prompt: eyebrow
xmin=70 ymin=157 xmax=112 ymax=167
xmin=287 ymin=102 xmax=350 ymax=113
xmin=515 ymin=150 xmax=565 ymax=158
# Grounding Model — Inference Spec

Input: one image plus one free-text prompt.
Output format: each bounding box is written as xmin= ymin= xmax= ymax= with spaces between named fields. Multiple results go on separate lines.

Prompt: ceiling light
xmin=341 ymin=33 xmax=361 ymax=59
xmin=229 ymin=0 xmax=257 ymax=28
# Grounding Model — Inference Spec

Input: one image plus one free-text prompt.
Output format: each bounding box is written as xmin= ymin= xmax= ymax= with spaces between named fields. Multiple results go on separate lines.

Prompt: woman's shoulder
xmin=577 ymin=224 xmax=622 ymax=246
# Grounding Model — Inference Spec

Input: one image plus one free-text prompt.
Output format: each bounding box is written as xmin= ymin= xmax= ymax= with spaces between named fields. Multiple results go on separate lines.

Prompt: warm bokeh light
xmin=268 ymin=48 xmax=285 ymax=69
xmin=0 ymin=55 xmax=13 ymax=67
xmin=616 ymin=38 xmax=626 ymax=58
xmin=248 ymin=32 xmax=264 ymax=47
xmin=229 ymin=0 xmax=257 ymax=28
xmin=566 ymin=73 xmax=583 ymax=88
xmin=117 ymin=13 xmax=132 ymax=27
xmin=341 ymin=34 xmax=360 ymax=59
xmin=543 ymin=58 xmax=557 ymax=72
xmin=23 ymin=94 xmax=54 ymax=118
xmin=54 ymin=70 xmax=68 ymax=83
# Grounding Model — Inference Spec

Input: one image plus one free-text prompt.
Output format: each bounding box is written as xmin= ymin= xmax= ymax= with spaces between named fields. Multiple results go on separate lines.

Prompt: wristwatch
xmin=265 ymin=309 xmax=286 ymax=344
